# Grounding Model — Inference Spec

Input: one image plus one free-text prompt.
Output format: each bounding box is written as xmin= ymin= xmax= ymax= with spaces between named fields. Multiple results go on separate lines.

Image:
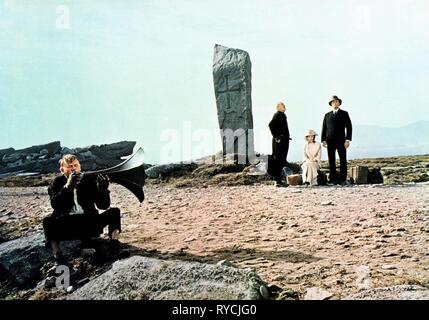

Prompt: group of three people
xmin=269 ymin=95 xmax=353 ymax=187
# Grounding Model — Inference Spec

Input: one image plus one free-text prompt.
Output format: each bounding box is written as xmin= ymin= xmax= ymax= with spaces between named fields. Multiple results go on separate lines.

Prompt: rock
xmin=321 ymin=201 xmax=333 ymax=206
xmin=145 ymin=162 xmax=198 ymax=179
xmin=382 ymin=251 xmax=399 ymax=257
xmin=381 ymin=264 xmax=397 ymax=270
xmin=0 ymin=147 xmax=15 ymax=159
xmin=88 ymin=141 xmax=136 ymax=168
xmin=2 ymin=152 xmax=24 ymax=164
xmin=20 ymin=141 xmax=61 ymax=156
xmin=304 ymin=287 xmax=333 ymax=300
xmin=60 ymin=147 xmax=73 ymax=155
xmin=44 ymin=276 xmax=57 ymax=289
xmin=217 ymin=260 xmax=237 ymax=268
xmin=291 ymin=189 xmax=302 ymax=193
xmin=0 ymin=141 xmax=136 ymax=175
xmin=273 ymin=274 xmax=286 ymax=281
xmin=68 ymin=256 xmax=267 ymax=300
xmin=213 ymin=44 xmax=254 ymax=163
xmin=355 ymin=265 xmax=371 ymax=290
xmin=0 ymin=232 xmax=80 ymax=287
xmin=245 ymin=161 xmax=268 ymax=176
xmin=278 ymin=289 xmax=300 ymax=300
xmin=345 ymin=285 xmax=429 ymax=300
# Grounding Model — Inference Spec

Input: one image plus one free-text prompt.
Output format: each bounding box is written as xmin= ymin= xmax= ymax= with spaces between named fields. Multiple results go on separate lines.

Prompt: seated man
xmin=43 ymin=154 xmax=122 ymax=263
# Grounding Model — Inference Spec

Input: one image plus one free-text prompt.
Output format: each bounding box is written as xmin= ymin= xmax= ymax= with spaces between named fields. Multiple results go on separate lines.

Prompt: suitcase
xmin=287 ymin=174 xmax=303 ymax=186
xmin=349 ymin=166 xmax=369 ymax=184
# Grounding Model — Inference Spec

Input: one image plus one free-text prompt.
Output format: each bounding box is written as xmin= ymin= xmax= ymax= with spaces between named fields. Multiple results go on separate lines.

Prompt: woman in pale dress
xmin=301 ymin=129 xmax=321 ymax=186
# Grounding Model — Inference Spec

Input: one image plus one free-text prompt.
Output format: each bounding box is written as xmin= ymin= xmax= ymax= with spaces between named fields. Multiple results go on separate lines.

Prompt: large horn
xmin=82 ymin=147 xmax=146 ymax=203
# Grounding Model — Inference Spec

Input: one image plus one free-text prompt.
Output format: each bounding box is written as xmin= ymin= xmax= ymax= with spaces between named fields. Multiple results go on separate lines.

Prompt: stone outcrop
xmin=68 ymin=255 xmax=268 ymax=300
xmin=0 ymin=141 xmax=136 ymax=175
xmin=0 ymin=233 xmax=80 ymax=287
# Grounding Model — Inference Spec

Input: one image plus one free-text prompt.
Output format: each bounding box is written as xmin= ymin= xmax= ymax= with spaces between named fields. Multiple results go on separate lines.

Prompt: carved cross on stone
xmin=216 ymin=75 xmax=241 ymax=118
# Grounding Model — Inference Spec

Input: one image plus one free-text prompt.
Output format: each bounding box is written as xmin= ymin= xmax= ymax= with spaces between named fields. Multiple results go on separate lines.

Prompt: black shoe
xmin=106 ymin=240 xmax=130 ymax=260
xmin=274 ymin=181 xmax=286 ymax=188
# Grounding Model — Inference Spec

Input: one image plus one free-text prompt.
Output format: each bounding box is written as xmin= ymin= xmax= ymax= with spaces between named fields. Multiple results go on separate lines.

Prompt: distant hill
xmin=348 ymin=121 xmax=429 ymax=159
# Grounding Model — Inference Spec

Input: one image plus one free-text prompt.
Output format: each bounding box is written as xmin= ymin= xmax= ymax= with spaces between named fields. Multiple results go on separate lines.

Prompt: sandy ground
xmin=1 ymin=182 xmax=428 ymax=299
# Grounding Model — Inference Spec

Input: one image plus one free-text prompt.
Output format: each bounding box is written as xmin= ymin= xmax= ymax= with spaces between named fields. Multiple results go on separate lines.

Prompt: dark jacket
xmin=48 ymin=175 xmax=110 ymax=217
xmin=321 ymin=109 xmax=352 ymax=143
xmin=269 ymin=111 xmax=290 ymax=141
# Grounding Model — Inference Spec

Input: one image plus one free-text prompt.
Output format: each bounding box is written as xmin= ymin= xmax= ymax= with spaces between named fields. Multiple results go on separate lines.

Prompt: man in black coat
xmin=269 ymin=102 xmax=291 ymax=187
xmin=43 ymin=154 xmax=122 ymax=263
xmin=321 ymin=95 xmax=353 ymax=185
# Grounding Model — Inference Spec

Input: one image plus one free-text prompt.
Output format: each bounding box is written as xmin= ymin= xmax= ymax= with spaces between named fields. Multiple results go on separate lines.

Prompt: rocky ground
xmin=1 ymin=180 xmax=428 ymax=299
xmin=1 ymin=154 xmax=428 ymax=299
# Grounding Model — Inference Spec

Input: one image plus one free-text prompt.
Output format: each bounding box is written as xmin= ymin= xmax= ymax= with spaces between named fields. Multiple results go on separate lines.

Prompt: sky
xmin=1 ymin=0 xmax=428 ymax=164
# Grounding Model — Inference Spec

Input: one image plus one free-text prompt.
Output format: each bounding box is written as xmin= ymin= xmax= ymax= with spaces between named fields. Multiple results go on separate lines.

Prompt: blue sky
xmin=1 ymin=0 xmax=428 ymax=163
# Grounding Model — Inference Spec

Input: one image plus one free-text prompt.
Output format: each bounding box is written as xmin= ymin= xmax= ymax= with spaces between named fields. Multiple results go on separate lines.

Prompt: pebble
xmin=273 ymin=274 xmax=286 ymax=281
xmin=381 ymin=264 xmax=397 ymax=270
xmin=304 ymin=287 xmax=333 ymax=300
xmin=321 ymin=201 xmax=333 ymax=206
xmin=279 ymin=290 xmax=300 ymax=300
xmin=383 ymin=252 xmax=399 ymax=257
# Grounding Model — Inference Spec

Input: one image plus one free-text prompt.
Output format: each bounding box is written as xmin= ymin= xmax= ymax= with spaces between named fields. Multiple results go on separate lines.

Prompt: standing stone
xmin=213 ymin=44 xmax=254 ymax=164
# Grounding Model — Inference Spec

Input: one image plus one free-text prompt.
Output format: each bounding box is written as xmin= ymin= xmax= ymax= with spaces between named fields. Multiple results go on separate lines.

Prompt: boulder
xmin=68 ymin=256 xmax=267 ymax=300
xmin=0 ymin=232 xmax=80 ymax=287
xmin=213 ymin=44 xmax=254 ymax=163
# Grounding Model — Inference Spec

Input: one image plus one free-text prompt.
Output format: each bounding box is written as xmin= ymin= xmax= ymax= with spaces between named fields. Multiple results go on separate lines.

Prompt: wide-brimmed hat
xmin=329 ymin=95 xmax=342 ymax=106
xmin=305 ymin=129 xmax=318 ymax=137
